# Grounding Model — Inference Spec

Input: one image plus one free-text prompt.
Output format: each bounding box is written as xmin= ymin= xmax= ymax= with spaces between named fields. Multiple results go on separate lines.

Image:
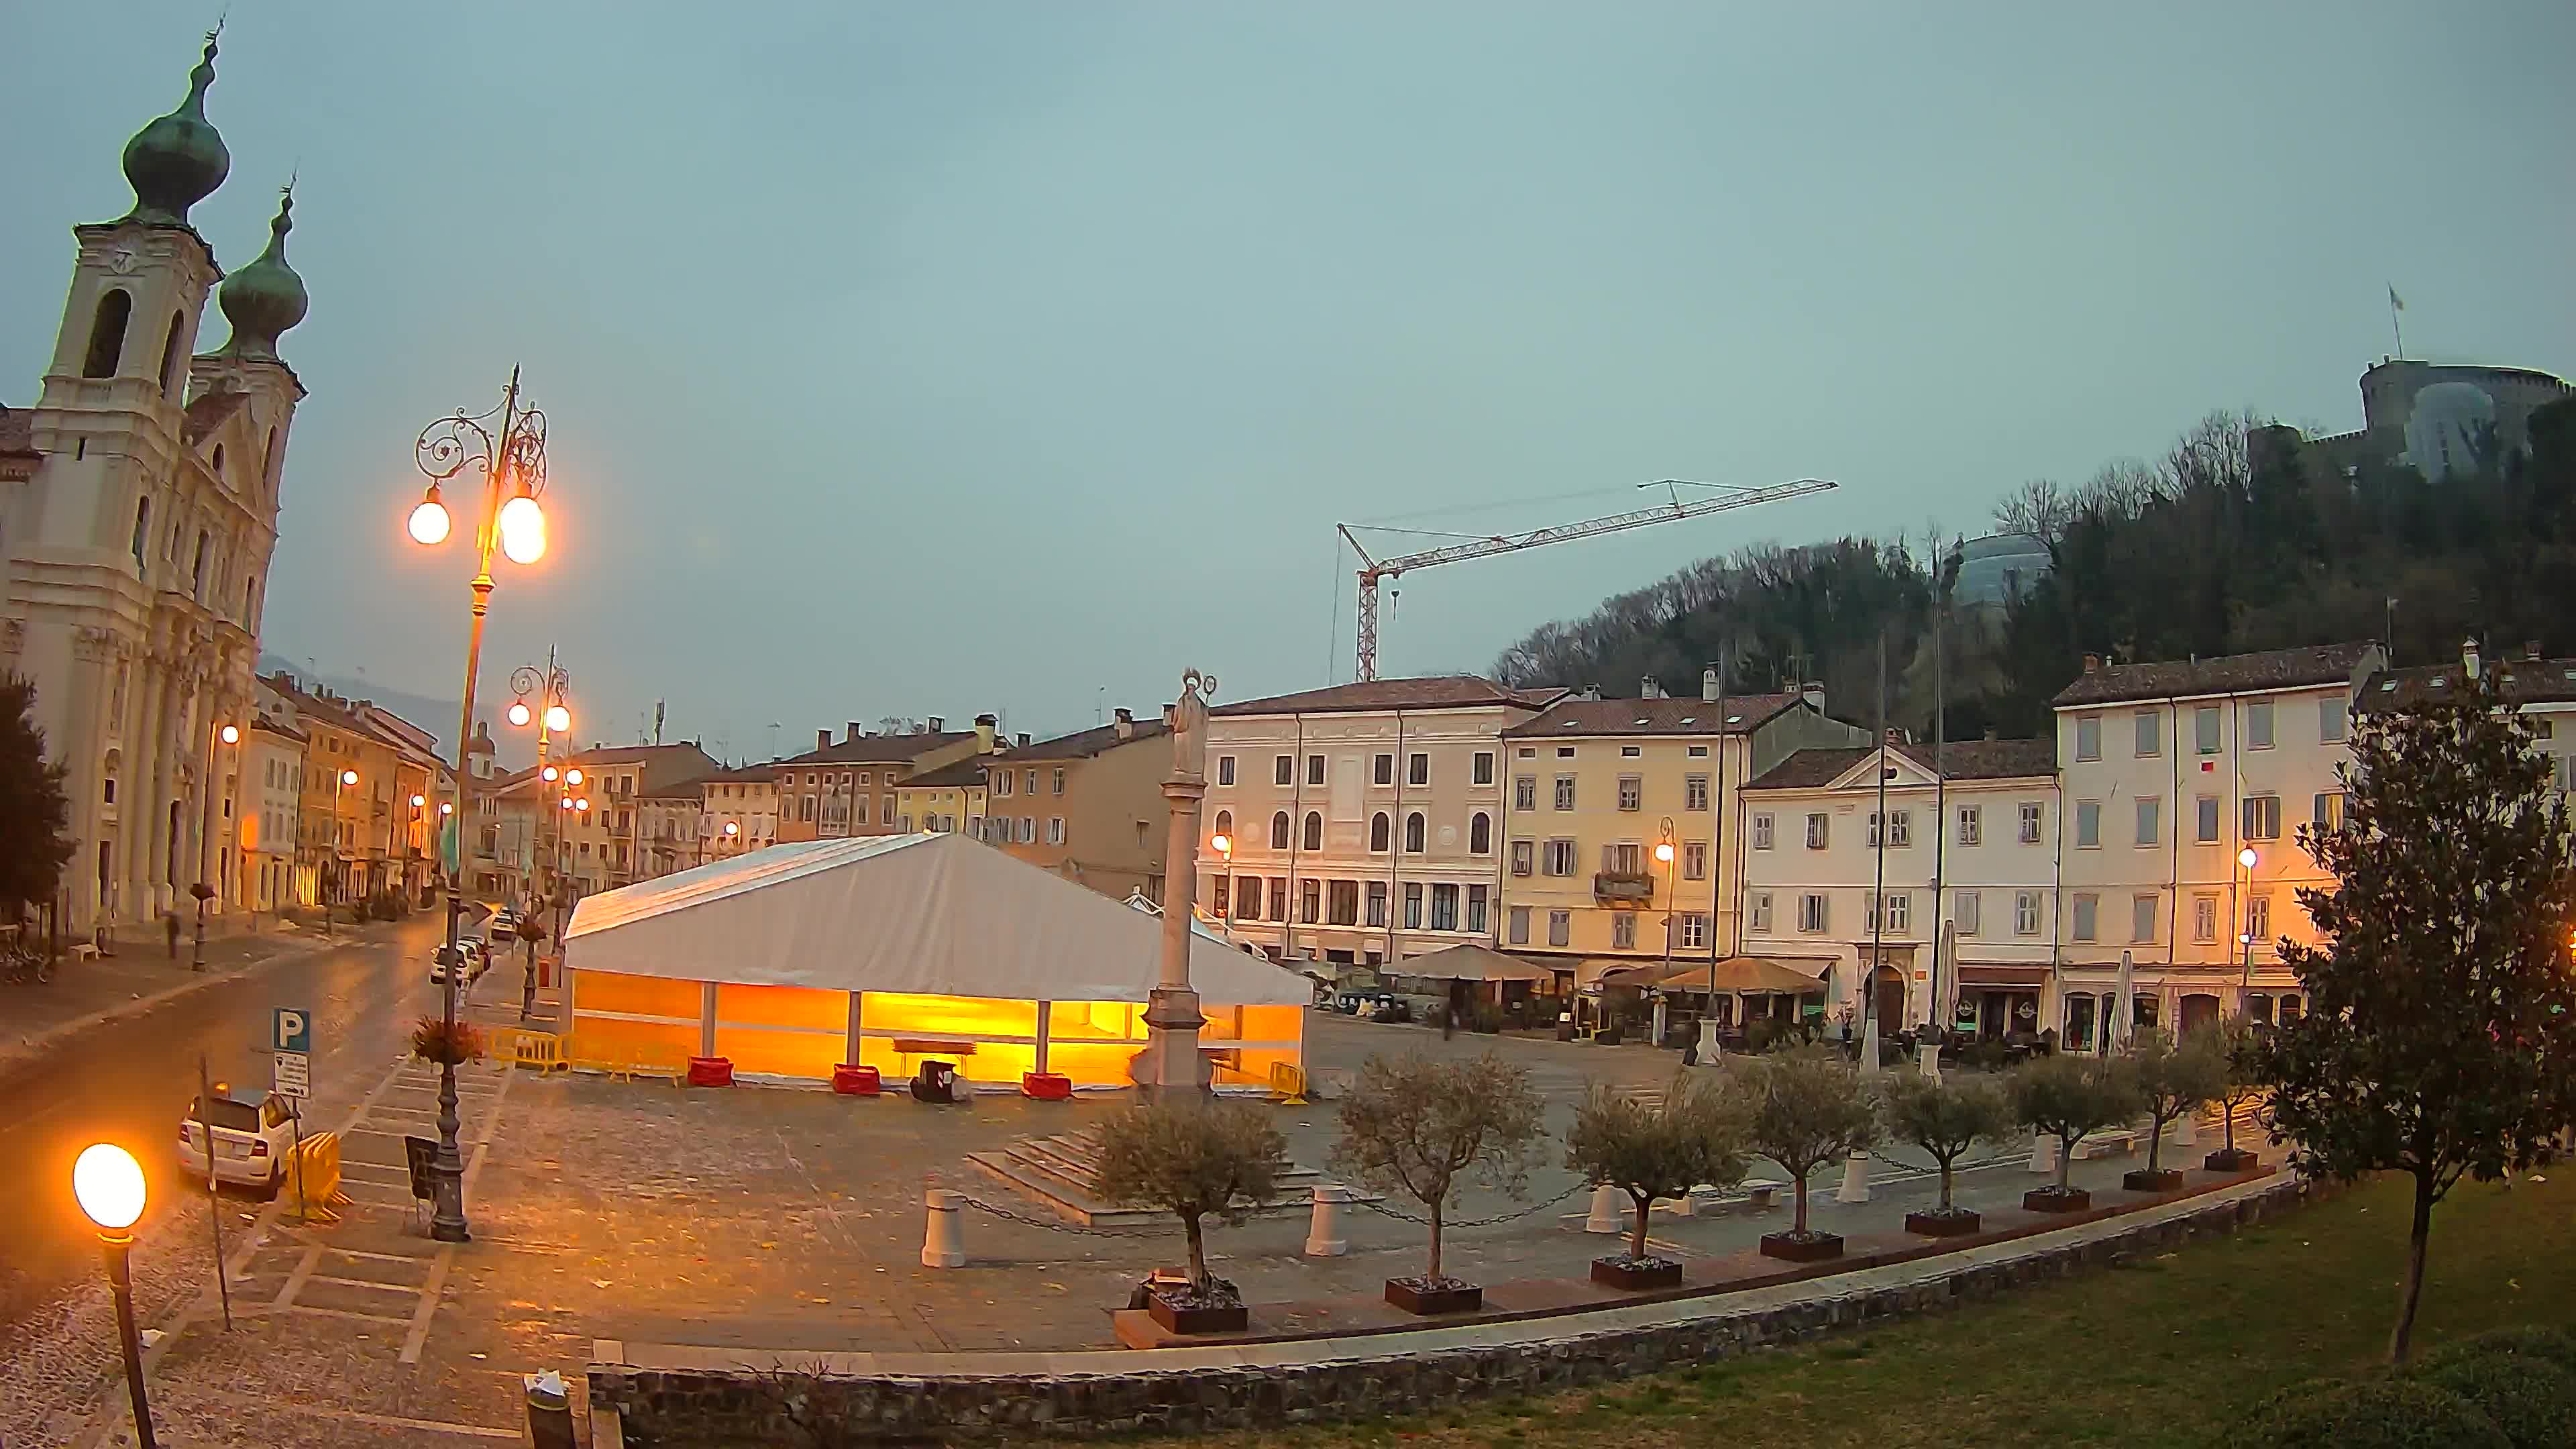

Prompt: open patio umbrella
xmin=2113 ymin=949 xmax=2135 ymax=1053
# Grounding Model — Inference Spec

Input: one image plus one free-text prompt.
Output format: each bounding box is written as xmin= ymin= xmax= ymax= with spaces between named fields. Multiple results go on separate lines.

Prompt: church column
xmin=123 ymin=651 xmax=166 ymax=923
xmin=60 ymin=630 xmax=115 ymax=930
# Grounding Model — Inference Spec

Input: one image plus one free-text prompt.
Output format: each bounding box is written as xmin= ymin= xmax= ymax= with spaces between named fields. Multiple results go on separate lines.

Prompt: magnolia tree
xmin=2009 ymin=1053 xmax=2141 ymax=1198
xmin=2258 ymin=665 xmax=2576 ymax=1365
xmin=2129 ymin=1028 xmax=2225 ymax=1179
xmin=1879 ymin=1072 xmax=2012 ymax=1219
xmin=1331 ymin=1052 xmax=1548 ymax=1288
xmin=1742 ymin=1049 xmax=1883 ymax=1240
xmin=1096 ymin=1097 xmax=1287 ymax=1302
xmin=1564 ymin=1074 xmax=1750 ymax=1265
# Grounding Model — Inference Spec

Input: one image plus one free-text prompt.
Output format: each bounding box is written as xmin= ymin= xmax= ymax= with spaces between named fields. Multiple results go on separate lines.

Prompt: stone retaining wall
xmin=591 ymin=1175 xmax=2321 ymax=1446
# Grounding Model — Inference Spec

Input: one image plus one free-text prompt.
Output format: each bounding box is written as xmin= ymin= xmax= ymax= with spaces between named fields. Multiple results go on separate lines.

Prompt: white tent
xmin=563 ymin=833 xmax=1308 ymax=1087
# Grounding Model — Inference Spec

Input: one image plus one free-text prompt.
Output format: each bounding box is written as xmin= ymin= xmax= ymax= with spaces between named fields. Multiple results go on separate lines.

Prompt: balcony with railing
xmin=1593 ymin=870 xmax=1654 ymax=904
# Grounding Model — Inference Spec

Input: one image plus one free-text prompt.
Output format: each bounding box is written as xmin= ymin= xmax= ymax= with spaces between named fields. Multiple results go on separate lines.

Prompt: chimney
xmin=1113 ymin=706 xmax=1135 ymax=740
xmin=1640 ymin=677 xmax=1662 ymax=700
xmin=847 ymin=721 xmax=863 ymax=743
xmin=975 ymin=713 xmax=998 ymax=753
xmin=1701 ymin=667 xmax=1720 ymax=703
xmin=817 ymin=729 xmax=831 ymax=751
xmin=1016 ymin=733 xmax=1032 ymax=747
xmin=2082 ymin=653 xmax=2102 ymax=674
xmin=2527 ymin=640 xmax=2544 ymax=661
xmin=1885 ymin=727 xmax=1904 ymax=745
xmin=2462 ymin=637 xmax=2481 ymax=680
xmin=928 ymin=716 xmax=945 ymax=733
xmin=1801 ymin=680 xmax=1825 ymax=714
xmin=1580 ymin=684 xmax=1602 ymax=702
xmin=1984 ymin=727 xmax=1999 ymax=741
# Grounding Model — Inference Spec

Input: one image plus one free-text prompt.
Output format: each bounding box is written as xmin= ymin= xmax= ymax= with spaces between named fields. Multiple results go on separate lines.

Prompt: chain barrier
xmin=950 ymin=1192 xmax=1180 ymax=1240
xmin=1348 ymin=1178 xmax=1589 ymax=1229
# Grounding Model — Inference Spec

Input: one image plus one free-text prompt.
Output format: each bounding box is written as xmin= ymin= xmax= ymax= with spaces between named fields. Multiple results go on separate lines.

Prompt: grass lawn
xmin=1069 ymin=1171 xmax=2576 ymax=1449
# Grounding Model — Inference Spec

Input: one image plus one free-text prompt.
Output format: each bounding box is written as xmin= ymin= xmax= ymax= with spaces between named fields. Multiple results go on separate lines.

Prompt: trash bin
xmin=524 ymin=1371 xmax=576 ymax=1449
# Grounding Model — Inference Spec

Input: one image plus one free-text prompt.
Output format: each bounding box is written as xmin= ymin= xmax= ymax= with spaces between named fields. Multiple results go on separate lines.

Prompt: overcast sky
xmin=7 ymin=2 xmax=2571 ymax=761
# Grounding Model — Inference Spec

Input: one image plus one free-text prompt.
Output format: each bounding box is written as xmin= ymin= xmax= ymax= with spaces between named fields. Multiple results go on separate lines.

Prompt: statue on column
xmin=1132 ymin=668 xmax=1217 ymax=1097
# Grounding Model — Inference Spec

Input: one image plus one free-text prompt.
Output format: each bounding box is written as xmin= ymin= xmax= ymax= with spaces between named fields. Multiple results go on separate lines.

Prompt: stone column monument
xmin=1132 ymin=669 xmax=1216 ymax=1097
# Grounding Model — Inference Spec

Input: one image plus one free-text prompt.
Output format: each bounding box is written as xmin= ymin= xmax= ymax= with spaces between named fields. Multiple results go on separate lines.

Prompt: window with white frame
xmin=1684 ymin=775 xmax=1709 ymax=810
xmin=2313 ymin=792 xmax=2345 ymax=830
xmin=1046 ymin=817 xmax=1065 ymax=845
xmin=2076 ymin=800 xmax=2100 ymax=847
xmin=2019 ymin=800 xmax=2043 ymax=843
xmin=1507 ymin=906 xmax=1530 ymax=945
xmin=2196 ymin=706 xmax=2221 ymax=754
xmin=1679 ymin=913 xmax=1711 ymax=949
xmin=1682 ymin=841 xmax=1707 ymax=880
xmin=1274 ymin=755 xmax=1294 ymax=786
xmin=1612 ymin=912 xmax=1636 ymax=949
xmin=1408 ymin=753 xmax=1430 ymax=787
xmin=1373 ymin=753 xmax=1393 ymax=786
xmin=2072 ymin=893 xmax=2098 ymax=942
xmin=1511 ymin=839 xmax=1534 ymax=876
xmin=2196 ymin=795 xmax=2220 ymax=843
xmin=1466 ymin=884 xmax=1487 ymax=934
xmin=1472 ymin=751 xmax=1494 ymax=785
xmin=2246 ymin=890 xmax=2271 ymax=943
xmin=1750 ymin=891 xmax=1773 ymax=932
xmin=1797 ymin=892 xmax=1829 ymax=933
xmin=2014 ymin=890 xmax=2041 ymax=936
xmin=1955 ymin=890 xmax=1980 ymax=936
xmin=1805 ymin=812 xmax=1829 ymax=849
xmin=1514 ymin=775 xmax=1537 ymax=810
xmin=1217 ymin=755 xmax=1235 ymax=786
xmin=2135 ymin=710 xmax=2161 ymax=757
xmin=1306 ymin=755 xmax=1325 ymax=786
xmin=2320 ymin=698 xmax=2348 ymax=743
xmin=2131 ymin=894 xmax=2158 ymax=943
xmin=1957 ymin=804 xmax=1980 ymax=845
xmin=1402 ymin=881 xmax=1421 ymax=927
xmin=1868 ymin=892 xmax=1911 ymax=934
xmin=2135 ymin=796 xmax=2160 ymax=846
xmin=2192 ymin=894 xmax=2218 ymax=943
xmin=1366 ymin=880 xmax=1387 ymax=926
xmin=1617 ymin=775 xmax=1642 ymax=810
xmin=2076 ymin=715 xmax=2101 ymax=761
xmin=2243 ymin=794 xmax=2282 ymax=841
xmin=1752 ymin=812 xmax=1774 ymax=849
xmin=1548 ymin=910 xmax=1570 ymax=947
xmin=1554 ymin=775 xmax=1576 ymax=810
xmin=1430 ymin=883 xmax=1458 ymax=930
xmin=1542 ymin=839 xmax=1576 ymax=875
xmin=1470 ymin=812 xmax=1492 ymax=854
xmin=1018 ymin=816 xmax=1036 ymax=843
xmin=2246 ymin=700 xmax=2275 ymax=749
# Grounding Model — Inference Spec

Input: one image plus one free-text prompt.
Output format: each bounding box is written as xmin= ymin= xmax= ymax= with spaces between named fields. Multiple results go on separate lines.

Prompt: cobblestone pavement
xmin=55 ymin=1012 xmax=2272 ymax=1447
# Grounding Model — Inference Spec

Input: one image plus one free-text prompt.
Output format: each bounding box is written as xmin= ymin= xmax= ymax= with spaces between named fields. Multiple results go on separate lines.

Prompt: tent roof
xmin=565 ymin=833 xmax=1308 ymax=1006
xmin=1602 ymin=955 xmax=1829 ymax=994
xmin=1391 ymin=943 xmax=1552 ymax=983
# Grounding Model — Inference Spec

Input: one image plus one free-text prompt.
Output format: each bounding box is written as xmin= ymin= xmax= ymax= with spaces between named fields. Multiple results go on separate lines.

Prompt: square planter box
xmin=1591 ymin=1256 xmax=1684 ymax=1291
xmin=1146 ymin=1292 xmax=1247 ymax=1336
xmin=1905 ymin=1209 xmax=1982 ymax=1238
xmin=2204 ymin=1148 xmax=2262 ymax=1173
xmin=1021 ymin=1071 xmax=1072 ymax=1101
xmin=2123 ymin=1167 xmax=2185 ymax=1193
xmin=830 ymin=1063 xmax=881 ymax=1096
xmin=686 ymin=1056 xmax=734 ymax=1087
xmin=1384 ymin=1278 xmax=1483 ymax=1316
xmin=1759 ymin=1231 xmax=1845 ymax=1263
xmin=2023 ymin=1187 xmax=2092 ymax=1214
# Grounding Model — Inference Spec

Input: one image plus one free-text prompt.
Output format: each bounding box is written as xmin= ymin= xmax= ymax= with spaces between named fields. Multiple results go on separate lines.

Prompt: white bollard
xmin=921 ymin=1188 xmax=966 ymax=1268
xmin=2170 ymin=1108 xmax=2198 ymax=1149
xmin=1917 ymin=1043 xmax=1943 ymax=1082
xmin=1834 ymin=1150 xmax=1871 ymax=1204
xmin=1305 ymin=1184 xmax=1355 ymax=1256
xmin=2030 ymin=1131 xmax=2059 ymax=1176
xmin=1585 ymin=1183 xmax=1625 ymax=1234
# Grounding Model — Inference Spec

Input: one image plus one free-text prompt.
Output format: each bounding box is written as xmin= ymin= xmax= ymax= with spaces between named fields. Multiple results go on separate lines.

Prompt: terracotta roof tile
xmin=1212 ymin=676 xmax=1564 ymax=717
xmin=1502 ymin=694 xmax=1803 ymax=739
xmin=2050 ymin=643 xmax=2378 ymax=707
xmin=904 ymin=757 xmax=992 ymax=790
xmin=2358 ymin=656 xmax=2576 ymax=712
xmin=1745 ymin=737 xmax=2055 ymax=790
xmin=775 ymin=731 xmax=974 ymax=766
xmin=1006 ymin=718 xmax=1171 ymax=760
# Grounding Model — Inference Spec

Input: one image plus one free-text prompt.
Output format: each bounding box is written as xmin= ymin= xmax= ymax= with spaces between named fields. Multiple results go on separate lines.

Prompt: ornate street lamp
xmin=407 ymin=368 xmax=553 ymax=1244
xmin=74 ymin=1143 xmax=156 ymax=1449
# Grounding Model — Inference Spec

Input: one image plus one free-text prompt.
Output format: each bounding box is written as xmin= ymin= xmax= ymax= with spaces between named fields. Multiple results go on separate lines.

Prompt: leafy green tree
xmin=2009 ymin=1053 xmax=2142 ymax=1197
xmin=1097 ymin=1098 xmax=1287 ymax=1297
xmin=0 ymin=673 xmax=75 ymax=919
xmin=1741 ymin=1049 xmax=1883 ymax=1238
xmin=2259 ymin=665 xmax=2576 ymax=1365
xmin=1330 ymin=1052 xmax=1548 ymax=1285
xmin=1879 ymin=1072 xmax=2012 ymax=1216
xmin=1564 ymin=1074 xmax=1750 ymax=1263
xmin=2128 ymin=1028 xmax=2225 ymax=1176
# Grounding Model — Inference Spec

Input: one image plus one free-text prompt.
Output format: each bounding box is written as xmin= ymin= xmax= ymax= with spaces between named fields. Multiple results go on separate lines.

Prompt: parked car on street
xmin=176 ymin=1087 xmax=299 ymax=1195
xmin=429 ymin=938 xmax=489 ymax=985
xmin=1332 ymin=990 xmax=1413 ymax=1022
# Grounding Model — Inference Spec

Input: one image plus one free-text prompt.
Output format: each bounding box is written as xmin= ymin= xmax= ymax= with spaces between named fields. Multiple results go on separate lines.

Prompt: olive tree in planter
xmin=1330 ymin=1051 xmax=1548 ymax=1315
xmin=1095 ymin=1097 xmax=1287 ymax=1334
xmin=1564 ymin=1073 xmax=1750 ymax=1290
xmin=1743 ymin=1049 xmax=1883 ymax=1261
xmin=1880 ymin=1071 xmax=2012 ymax=1236
xmin=2124 ymin=1028 xmax=2225 ymax=1192
xmin=2204 ymin=1015 xmax=2268 ymax=1173
xmin=2008 ymin=1053 xmax=2141 ymax=1212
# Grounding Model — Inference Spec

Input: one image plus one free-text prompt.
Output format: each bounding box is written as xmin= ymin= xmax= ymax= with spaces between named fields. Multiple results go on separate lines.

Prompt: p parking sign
xmin=272 ymin=1007 xmax=311 ymax=1055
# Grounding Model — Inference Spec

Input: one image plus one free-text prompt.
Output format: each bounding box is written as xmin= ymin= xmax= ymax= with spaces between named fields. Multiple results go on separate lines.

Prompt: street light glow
xmin=440 ymin=802 xmax=454 ymax=815
xmin=496 ymin=491 xmax=546 ymax=565
xmin=1210 ymin=832 xmax=1231 ymax=855
xmin=72 ymin=1143 xmax=146 ymax=1231
xmin=544 ymin=704 xmax=571 ymax=733
xmin=724 ymin=821 xmax=739 ymax=836
xmin=541 ymin=765 xmax=559 ymax=782
xmin=218 ymin=724 xmax=239 ymax=745
xmin=406 ymin=490 xmax=453 ymax=546
xmin=564 ymin=767 xmax=584 ymax=786
xmin=2239 ymin=847 xmax=2259 ymax=870
xmin=341 ymin=769 xmax=358 ymax=786
xmin=1654 ymin=841 xmax=1676 ymax=863
xmin=559 ymin=798 xmax=574 ymax=810
xmin=507 ymin=701 xmax=532 ymax=727
xmin=411 ymin=794 xmax=426 ymax=808
xmin=574 ymin=796 xmax=590 ymax=812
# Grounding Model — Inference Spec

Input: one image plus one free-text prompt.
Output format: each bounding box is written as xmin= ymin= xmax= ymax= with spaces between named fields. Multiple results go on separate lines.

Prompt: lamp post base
xmin=101 ymin=1230 xmax=158 ymax=1449
xmin=1130 ymin=987 xmax=1212 ymax=1098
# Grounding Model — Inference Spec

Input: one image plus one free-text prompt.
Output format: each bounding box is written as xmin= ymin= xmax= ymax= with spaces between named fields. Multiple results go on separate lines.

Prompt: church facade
xmin=0 ymin=32 xmax=310 ymax=932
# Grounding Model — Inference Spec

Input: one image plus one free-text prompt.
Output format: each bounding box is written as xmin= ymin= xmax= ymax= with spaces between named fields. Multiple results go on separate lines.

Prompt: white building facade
xmin=1203 ymin=676 xmax=1562 ymax=969
xmin=1 ymin=35 xmax=309 ymax=932
xmin=240 ymin=714 xmax=302 ymax=912
xmin=1737 ymin=737 xmax=2061 ymax=1036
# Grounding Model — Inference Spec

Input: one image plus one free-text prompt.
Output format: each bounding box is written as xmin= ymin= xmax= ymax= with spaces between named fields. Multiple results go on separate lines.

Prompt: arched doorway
xmin=2179 ymin=993 xmax=2222 ymax=1036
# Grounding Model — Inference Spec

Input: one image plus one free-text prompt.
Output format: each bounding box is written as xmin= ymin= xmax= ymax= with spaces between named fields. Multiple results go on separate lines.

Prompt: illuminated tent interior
xmin=561 ymin=833 xmax=1308 ymax=1089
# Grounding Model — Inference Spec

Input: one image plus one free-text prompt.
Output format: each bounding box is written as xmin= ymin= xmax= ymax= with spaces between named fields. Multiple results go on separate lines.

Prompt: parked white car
xmin=176 ymin=1087 xmax=299 ymax=1194
xmin=429 ymin=938 xmax=490 ymax=985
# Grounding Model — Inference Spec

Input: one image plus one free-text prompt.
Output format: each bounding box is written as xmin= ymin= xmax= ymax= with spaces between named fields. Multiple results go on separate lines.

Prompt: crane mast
xmin=1339 ymin=477 xmax=1838 ymax=681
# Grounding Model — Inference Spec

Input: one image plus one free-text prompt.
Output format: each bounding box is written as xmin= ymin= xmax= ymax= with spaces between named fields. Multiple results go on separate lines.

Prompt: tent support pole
xmin=846 ymin=991 xmax=865 ymax=1067
xmin=699 ymin=982 xmax=718 ymax=1059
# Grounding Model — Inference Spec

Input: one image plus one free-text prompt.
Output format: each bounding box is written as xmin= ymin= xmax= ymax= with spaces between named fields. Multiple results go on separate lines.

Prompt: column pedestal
xmin=1130 ymin=985 xmax=1212 ymax=1097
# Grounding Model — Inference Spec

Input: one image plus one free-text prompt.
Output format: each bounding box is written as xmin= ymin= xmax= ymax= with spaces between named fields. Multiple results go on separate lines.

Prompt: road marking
xmin=398 ymin=1245 xmax=455 ymax=1364
xmin=274 ymin=1245 xmax=323 ymax=1309
xmin=171 ymin=1387 xmax=520 ymax=1439
xmin=285 ymin=1303 xmax=411 ymax=1326
xmin=311 ymin=1274 xmax=420 ymax=1295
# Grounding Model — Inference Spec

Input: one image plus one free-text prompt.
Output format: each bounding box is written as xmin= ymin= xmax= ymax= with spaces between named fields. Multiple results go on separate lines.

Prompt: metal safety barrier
xmin=284 ymin=1129 xmax=351 ymax=1223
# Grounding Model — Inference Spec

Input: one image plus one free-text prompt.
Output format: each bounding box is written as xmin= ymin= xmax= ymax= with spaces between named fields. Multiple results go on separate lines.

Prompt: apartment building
xmin=985 ymin=708 xmax=1173 ymax=902
xmin=697 ymin=764 xmax=780 ymax=862
xmin=1497 ymin=675 xmax=1865 ymax=991
xmin=547 ymin=742 xmax=722 ymax=890
xmin=2053 ymin=642 xmax=2383 ymax=1045
xmin=2359 ymin=640 xmax=2576 ymax=781
xmin=1737 ymin=736 xmax=2059 ymax=1035
xmin=239 ymin=714 xmax=303 ymax=912
xmin=1204 ymin=676 xmax=1564 ymax=969
xmin=772 ymin=718 xmax=989 ymax=843
xmin=896 ymin=754 xmax=991 ymax=837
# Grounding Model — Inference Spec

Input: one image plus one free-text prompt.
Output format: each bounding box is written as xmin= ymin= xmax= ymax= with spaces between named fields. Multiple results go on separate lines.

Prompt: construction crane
xmin=1337 ymin=477 xmax=1839 ymax=681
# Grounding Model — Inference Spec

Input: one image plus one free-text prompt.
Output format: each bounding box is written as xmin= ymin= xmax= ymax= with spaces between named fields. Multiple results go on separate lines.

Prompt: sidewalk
xmin=0 ymin=913 xmax=397 ymax=1086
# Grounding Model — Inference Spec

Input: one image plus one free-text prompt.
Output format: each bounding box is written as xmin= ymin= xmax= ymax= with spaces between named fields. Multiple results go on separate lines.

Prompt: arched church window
xmin=193 ymin=530 xmax=209 ymax=598
xmin=84 ymin=290 xmax=131 ymax=378
xmin=1303 ymin=811 xmax=1322 ymax=851
xmin=129 ymin=497 xmax=151 ymax=569
xmin=1270 ymin=811 xmax=1290 ymax=850
xmin=211 ymin=443 xmax=225 ymax=477
xmin=158 ymin=311 xmax=185 ymax=396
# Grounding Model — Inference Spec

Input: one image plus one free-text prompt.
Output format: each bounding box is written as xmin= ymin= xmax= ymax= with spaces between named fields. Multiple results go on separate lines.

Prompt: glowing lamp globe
xmin=544 ymin=704 xmax=571 ymax=733
xmin=73 ymin=1143 xmax=146 ymax=1231
xmin=1654 ymin=842 xmax=1676 ymax=863
xmin=2239 ymin=847 xmax=2259 ymax=870
xmin=341 ymin=769 xmax=358 ymax=787
xmin=219 ymin=724 xmax=239 ymax=745
xmin=574 ymin=796 xmax=590 ymax=812
xmin=541 ymin=765 xmax=559 ymax=782
xmin=507 ymin=701 xmax=532 ymax=728
xmin=558 ymin=798 xmax=574 ymax=811
xmin=407 ymin=495 xmax=453 ymax=546
xmin=411 ymin=794 xmax=426 ymax=808
xmin=496 ymin=492 xmax=546 ymax=565
xmin=724 ymin=822 xmax=739 ymax=837
xmin=440 ymin=802 xmax=454 ymax=815
xmin=1210 ymin=833 xmax=1232 ymax=855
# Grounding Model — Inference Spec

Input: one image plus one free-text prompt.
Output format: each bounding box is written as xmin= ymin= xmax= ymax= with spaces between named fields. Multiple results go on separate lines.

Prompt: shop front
xmin=1953 ymin=962 xmax=2049 ymax=1041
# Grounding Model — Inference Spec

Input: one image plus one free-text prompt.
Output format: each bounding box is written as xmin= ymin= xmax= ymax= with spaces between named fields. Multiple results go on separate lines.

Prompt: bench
xmin=1742 ymin=1177 xmax=1787 ymax=1210
xmin=68 ymin=943 xmax=101 ymax=962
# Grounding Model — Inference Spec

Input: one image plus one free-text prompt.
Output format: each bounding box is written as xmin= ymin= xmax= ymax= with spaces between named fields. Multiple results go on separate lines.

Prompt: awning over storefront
xmin=1955 ymin=962 xmax=2051 ymax=988
xmin=1395 ymin=943 xmax=1551 ymax=983
xmin=1601 ymin=956 xmax=1829 ymax=995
